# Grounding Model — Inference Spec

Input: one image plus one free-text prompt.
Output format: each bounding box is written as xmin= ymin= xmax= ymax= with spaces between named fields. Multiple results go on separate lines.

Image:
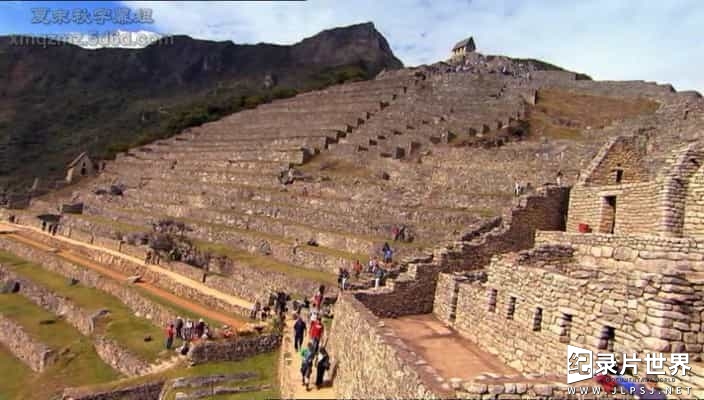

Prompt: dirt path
xmin=18 ymin=223 xmax=253 ymax=310
xmin=280 ymin=316 xmax=336 ymax=399
xmin=4 ymin=227 xmax=247 ymax=328
xmin=384 ymin=314 xmax=518 ymax=380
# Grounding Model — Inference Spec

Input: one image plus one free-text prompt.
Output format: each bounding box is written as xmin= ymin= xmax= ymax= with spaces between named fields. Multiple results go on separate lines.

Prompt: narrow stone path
xmin=279 ymin=317 xmax=336 ymax=399
xmin=2 ymin=224 xmax=249 ymax=328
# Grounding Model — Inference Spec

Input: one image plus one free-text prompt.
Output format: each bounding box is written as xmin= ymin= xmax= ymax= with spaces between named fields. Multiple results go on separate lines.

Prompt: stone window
xmin=559 ymin=313 xmax=573 ymax=343
xmin=487 ymin=289 xmax=497 ymax=313
xmin=615 ymin=169 xmax=623 ymax=183
xmin=506 ymin=296 xmax=517 ymax=320
xmin=599 ymin=326 xmax=616 ymax=351
xmin=533 ymin=307 xmax=543 ymax=331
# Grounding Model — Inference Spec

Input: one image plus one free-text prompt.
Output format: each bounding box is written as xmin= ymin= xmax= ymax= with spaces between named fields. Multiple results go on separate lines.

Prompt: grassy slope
xmin=0 ymin=293 xmax=121 ymax=399
xmin=0 ymin=344 xmax=35 ymax=400
xmin=75 ymin=351 xmax=279 ymax=400
xmin=0 ymin=251 xmax=167 ymax=363
xmin=527 ymin=88 xmax=659 ymax=141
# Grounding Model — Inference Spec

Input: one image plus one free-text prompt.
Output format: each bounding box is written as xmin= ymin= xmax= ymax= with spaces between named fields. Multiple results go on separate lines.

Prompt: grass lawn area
xmin=0 ymin=294 xmax=121 ymax=399
xmin=73 ymin=210 xmax=338 ymax=285
xmin=135 ymin=288 xmax=222 ymax=328
xmin=0 ymin=251 xmax=168 ymax=363
xmin=0 ymin=344 xmax=35 ymax=400
xmin=194 ymin=240 xmax=338 ymax=286
xmin=76 ymin=351 xmax=280 ymax=400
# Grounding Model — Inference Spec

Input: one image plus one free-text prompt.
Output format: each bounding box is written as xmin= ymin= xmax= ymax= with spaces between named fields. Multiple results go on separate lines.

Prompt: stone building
xmin=450 ymin=37 xmax=476 ymax=60
xmin=65 ymin=152 xmax=95 ymax=183
xmin=431 ymin=137 xmax=704 ymax=397
xmin=566 ymin=136 xmax=704 ymax=237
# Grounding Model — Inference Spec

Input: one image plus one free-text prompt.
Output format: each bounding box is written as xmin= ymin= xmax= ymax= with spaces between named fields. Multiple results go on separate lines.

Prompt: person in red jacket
xmin=309 ymin=318 xmax=324 ymax=353
xmin=165 ymin=324 xmax=175 ymax=350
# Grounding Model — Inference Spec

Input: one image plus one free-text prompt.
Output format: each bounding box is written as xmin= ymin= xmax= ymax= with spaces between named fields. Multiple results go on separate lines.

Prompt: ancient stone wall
xmin=60 ymin=221 xmax=323 ymax=301
xmin=684 ymin=164 xmax=704 ymax=238
xmin=566 ymin=182 xmax=659 ymax=235
xmin=0 ymin=236 xmax=176 ymax=329
xmin=442 ymin=241 xmax=704 ymax=397
xmin=327 ymin=294 xmax=443 ymax=399
xmin=581 ymin=136 xmax=649 ymax=186
xmin=0 ymin=265 xmax=95 ymax=335
xmin=536 ymin=230 xmax=704 ymax=263
xmin=567 ymin=140 xmax=704 ymax=238
xmin=355 ymin=185 xmax=570 ymax=317
xmin=187 ymin=332 xmax=281 ymax=365
xmin=0 ymin=313 xmax=56 ymax=372
xmin=93 ymin=337 xmax=150 ymax=377
xmin=62 ymin=381 xmax=165 ymax=400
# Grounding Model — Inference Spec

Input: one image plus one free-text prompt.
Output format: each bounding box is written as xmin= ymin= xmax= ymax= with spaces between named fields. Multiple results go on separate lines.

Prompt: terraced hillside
xmin=18 ymin=57 xmax=704 ymax=308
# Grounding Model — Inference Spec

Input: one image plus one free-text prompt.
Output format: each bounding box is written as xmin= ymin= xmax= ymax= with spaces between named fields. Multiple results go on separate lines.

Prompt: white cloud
xmin=121 ymin=0 xmax=704 ymax=92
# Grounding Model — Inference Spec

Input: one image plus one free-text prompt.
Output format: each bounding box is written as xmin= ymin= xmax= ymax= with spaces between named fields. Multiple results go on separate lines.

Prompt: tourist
xmin=391 ymin=226 xmax=400 ymax=241
xmin=310 ymin=317 xmax=324 ymax=353
xmin=368 ymin=257 xmax=379 ymax=274
xmin=383 ymin=245 xmax=393 ymax=264
xmin=337 ymin=268 xmax=345 ymax=290
xmin=315 ymin=285 xmax=325 ymax=308
xmin=184 ymin=319 xmax=193 ymax=340
xmin=174 ymin=316 xmax=184 ymax=340
xmin=382 ymin=242 xmax=391 ymax=254
xmin=342 ymin=268 xmax=350 ymax=290
xmin=261 ymin=305 xmax=271 ymax=320
xmin=145 ymin=250 xmax=152 ymax=265
xmin=352 ymin=260 xmax=362 ymax=279
xmin=165 ymin=323 xmax=175 ymax=350
xmin=300 ymin=342 xmax=315 ymax=390
xmin=195 ymin=318 xmax=205 ymax=338
xmin=315 ymin=347 xmax=331 ymax=389
xmin=374 ymin=266 xmax=385 ymax=289
xmin=276 ymin=292 xmax=287 ymax=317
xmin=250 ymin=300 xmax=261 ymax=320
xmin=293 ymin=313 xmax=306 ymax=351
xmin=398 ymin=225 xmax=407 ymax=242
xmin=556 ymin=170 xmax=563 ymax=186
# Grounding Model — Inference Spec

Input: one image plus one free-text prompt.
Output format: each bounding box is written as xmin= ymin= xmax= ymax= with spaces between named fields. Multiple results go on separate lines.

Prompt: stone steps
xmin=255 ymin=101 xmax=387 ymax=114
xmin=84 ymin=194 xmax=387 ymax=253
xmin=65 ymin=207 xmax=367 ymax=281
xmin=108 ymin=158 xmax=288 ymax=174
xmin=111 ymin=177 xmax=475 ymax=238
xmin=143 ymin=138 xmax=327 ymax=154
xmin=156 ymin=136 xmax=332 ymax=151
xmin=12 ymin=217 xmax=331 ymax=300
xmin=68 ymin=206 xmax=370 ymax=276
xmin=132 ymin=148 xmax=309 ymax=164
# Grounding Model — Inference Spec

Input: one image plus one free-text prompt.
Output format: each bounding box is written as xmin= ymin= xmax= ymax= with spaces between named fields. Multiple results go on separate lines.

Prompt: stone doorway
xmin=599 ymin=196 xmax=617 ymax=234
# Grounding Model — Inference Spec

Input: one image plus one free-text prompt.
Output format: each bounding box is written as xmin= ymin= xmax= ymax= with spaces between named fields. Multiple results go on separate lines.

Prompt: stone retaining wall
xmin=62 ymin=381 xmax=166 ymax=400
xmin=188 ymin=332 xmax=281 ymax=365
xmin=0 ymin=313 xmax=56 ymax=372
xmin=536 ymin=230 xmax=704 ymax=265
xmin=93 ymin=337 xmax=151 ymax=377
xmin=354 ymin=185 xmax=570 ymax=317
xmin=441 ymin=242 xmax=704 ymax=398
xmin=0 ymin=236 xmax=176 ymax=329
xmin=0 ymin=264 xmax=95 ymax=335
xmin=327 ymin=294 xmax=443 ymax=399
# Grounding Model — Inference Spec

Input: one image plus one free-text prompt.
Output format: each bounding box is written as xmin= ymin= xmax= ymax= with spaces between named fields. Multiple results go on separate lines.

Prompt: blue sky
xmin=1 ymin=0 xmax=703 ymax=93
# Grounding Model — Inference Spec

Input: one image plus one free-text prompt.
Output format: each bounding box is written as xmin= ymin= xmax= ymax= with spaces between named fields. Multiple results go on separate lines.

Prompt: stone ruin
xmin=327 ymin=137 xmax=704 ymax=399
xmin=5 ymin=45 xmax=704 ymax=399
